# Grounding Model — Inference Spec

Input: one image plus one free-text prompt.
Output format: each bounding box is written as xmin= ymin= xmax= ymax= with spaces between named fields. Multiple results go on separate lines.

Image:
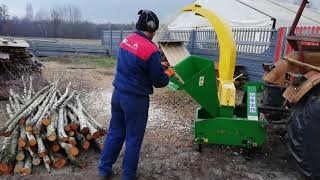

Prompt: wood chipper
xmin=160 ymin=1 xmax=320 ymax=179
xmin=160 ymin=4 xmax=267 ymax=151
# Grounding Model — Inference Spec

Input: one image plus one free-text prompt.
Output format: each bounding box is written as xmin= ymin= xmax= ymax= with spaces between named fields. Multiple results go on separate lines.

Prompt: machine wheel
xmin=287 ymin=87 xmax=320 ymax=179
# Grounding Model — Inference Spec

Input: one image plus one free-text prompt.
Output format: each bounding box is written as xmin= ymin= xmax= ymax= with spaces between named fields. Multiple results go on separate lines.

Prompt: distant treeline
xmin=0 ymin=3 xmax=134 ymax=39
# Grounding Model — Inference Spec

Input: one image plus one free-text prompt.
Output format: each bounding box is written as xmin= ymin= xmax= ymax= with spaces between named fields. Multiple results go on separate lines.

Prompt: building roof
xmin=168 ymin=0 xmax=320 ymax=30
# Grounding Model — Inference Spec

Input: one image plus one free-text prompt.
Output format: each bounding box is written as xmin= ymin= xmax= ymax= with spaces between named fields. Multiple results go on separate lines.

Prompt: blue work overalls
xmin=99 ymin=31 xmax=169 ymax=180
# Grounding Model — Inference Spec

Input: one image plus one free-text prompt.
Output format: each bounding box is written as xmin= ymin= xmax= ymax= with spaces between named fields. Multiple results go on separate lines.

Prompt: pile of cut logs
xmin=0 ymin=76 xmax=106 ymax=175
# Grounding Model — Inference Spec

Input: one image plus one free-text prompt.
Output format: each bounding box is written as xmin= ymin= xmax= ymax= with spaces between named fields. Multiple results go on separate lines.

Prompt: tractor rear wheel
xmin=287 ymin=87 xmax=320 ymax=179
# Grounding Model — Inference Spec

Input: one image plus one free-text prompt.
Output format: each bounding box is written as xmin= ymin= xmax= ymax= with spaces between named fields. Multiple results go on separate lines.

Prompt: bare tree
xmin=25 ymin=3 xmax=34 ymax=21
xmin=35 ymin=9 xmax=49 ymax=37
xmin=66 ymin=4 xmax=82 ymax=24
xmin=50 ymin=8 xmax=62 ymax=37
xmin=0 ymin=4 xmax=10 ymax=34
xmin=0 ymin=4 xmax=10 ymax=22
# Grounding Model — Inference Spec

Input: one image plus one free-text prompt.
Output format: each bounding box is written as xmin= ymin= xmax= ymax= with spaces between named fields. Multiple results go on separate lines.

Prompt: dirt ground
xmin=0 ymin=60 xmax=305 ymax=180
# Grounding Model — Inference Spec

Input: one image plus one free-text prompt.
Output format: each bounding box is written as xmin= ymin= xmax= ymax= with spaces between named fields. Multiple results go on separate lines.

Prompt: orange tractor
xmin=262 ymin=0 xmax=320 ymax=178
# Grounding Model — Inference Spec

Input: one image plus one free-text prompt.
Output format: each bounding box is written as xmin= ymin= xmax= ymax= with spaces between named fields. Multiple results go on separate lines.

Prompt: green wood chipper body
xmin=169 ymin=55 xmax=266 ymax=149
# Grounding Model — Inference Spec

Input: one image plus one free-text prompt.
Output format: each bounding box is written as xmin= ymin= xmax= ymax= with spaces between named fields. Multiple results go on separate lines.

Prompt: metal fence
xmin=103 ymin=28 xmax=274 ymax=55
xmin=102 ymin=28 xmax=276 ymax=81
xmin=28 ymin=40 xmax=109 ymax=57
xmin=102 ymin=30 xmax=133 ymax=56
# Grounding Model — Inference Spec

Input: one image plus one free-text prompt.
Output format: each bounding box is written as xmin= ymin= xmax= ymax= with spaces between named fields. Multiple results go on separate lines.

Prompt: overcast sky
xmin=1 ymin=0 xmax=319 ymax=24
xmin=1 ymin=0 xmax=195 ymax=23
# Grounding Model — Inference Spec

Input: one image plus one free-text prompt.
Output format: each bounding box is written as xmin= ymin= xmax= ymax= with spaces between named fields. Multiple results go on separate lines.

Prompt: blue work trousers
xmin=99 ymin=89 xmax=149 ymax=180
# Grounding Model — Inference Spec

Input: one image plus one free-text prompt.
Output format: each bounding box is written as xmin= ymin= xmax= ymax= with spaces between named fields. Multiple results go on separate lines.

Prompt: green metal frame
xmin=195 ymin=108 xmax=266 ymax=148
xmin=194 ymin=85 xmax=266 ymax=149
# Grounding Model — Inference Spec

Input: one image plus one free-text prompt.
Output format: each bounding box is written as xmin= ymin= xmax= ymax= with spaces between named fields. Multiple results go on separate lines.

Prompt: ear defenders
xmin=138 ymin=10 xmax=157 ymax=33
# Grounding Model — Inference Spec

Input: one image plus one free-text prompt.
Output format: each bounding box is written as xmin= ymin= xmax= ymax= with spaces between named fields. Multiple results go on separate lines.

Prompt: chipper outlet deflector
xmin=167 ymin=4 xmax=266 ymax=149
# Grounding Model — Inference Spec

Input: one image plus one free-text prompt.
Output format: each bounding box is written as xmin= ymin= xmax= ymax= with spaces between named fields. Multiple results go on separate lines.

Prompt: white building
xmin=168 ymin=0 xmax=320 ymax=30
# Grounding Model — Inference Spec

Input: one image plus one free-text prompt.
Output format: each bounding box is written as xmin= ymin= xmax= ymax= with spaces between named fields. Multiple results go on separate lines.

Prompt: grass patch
xmin=40 ymin=56 xmax=117 ymax=68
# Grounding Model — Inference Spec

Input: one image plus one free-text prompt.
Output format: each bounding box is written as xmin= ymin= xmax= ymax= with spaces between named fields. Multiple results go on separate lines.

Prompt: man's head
xmin=136 ymin=10 xmax=159 ymax=39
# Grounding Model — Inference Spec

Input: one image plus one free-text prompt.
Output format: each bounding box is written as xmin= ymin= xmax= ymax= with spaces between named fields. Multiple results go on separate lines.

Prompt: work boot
xmin=99 ymin=171 xmax=117 ymax=180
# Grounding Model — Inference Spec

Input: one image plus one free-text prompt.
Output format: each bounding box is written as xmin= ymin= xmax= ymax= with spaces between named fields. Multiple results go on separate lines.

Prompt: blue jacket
xmin=113 ymin=31 xmax=169 ymax=96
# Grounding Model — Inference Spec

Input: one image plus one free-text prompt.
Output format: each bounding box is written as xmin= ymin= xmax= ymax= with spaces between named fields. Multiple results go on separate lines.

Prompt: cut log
xmin=63 ymin=108 xmax=70 ymax=132
xmin=16 ymin=147 xmax=25 ymax=161
xmin=68 ymin=130 xmax=75 ymax=137
xmin=75 ymin=133 xmax=90 ymax=151
xmin=52 ymin=141 xmax=60 ymax=153
xmin=49 ymin=83 xmax=71 ymax=114
xmin=36 ymin=134 xmax=46 ymax=158
xmin=49 ymin=152 xmax=66 ymax=169
xmin=37 ymin=89 xmax=57 ymax=128
xmin=42 ymin=117 xmax=51 ymax=126
xmin=14 ymin=160 xmax=24 ymax=174
xmin=58 ymin=108 xmax=69 ymax=142
xmin=0 ymin=129 xmax=14 ymax=173
xmin=46 ymin=113 xmax=57 ymax=142
xmin=87 ymin=120 xmax=100 ymax=139
xmin=21 ymin=152 xmax=32 ymax=175
xmin=43 ymin=155 xmax=51 ymax=173
xmin=32 ymin=85 xmax=57 ymax=134
xmin=26 ymin=132 xmax=37 ymax=147
xmin=27 ymin=76 xmax=33 ymax=101
xmin=67 ymin=110 xmax=79 ymax=131
xmin=0 ymin=84 xmax=53 ymax=136
xmin=94 ymin=136 xmax=105 ymax=151
xmin=32 ymin=154 xmax=41 ymax=166
xmin=25 ymin=116 xmax=33 ymax=132
xmin=59 ymin=142 xmax=79 ymax=157
xmin=86 ymin=134 xmax=93 ymax=141
xmin=33 ymin=90 xmax=58 ymax=134
xmin=0 ymin=126 xmax=19 ymax=174
xmin=69 ymin=100 xmax=89 ymax=134
xmin=18 ymin=125 xmax=27 ymax=148
xmin=68 ymin=137 xmax=77 ymax=146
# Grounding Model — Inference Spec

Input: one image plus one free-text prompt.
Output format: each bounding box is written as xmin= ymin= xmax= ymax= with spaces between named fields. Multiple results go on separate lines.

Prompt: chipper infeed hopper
xmin=167 ymin=4 xmax=267 ymax=150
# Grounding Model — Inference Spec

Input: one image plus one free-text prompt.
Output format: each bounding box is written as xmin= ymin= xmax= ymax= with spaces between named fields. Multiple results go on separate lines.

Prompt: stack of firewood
xmin=0 ymin=76 xmax=106 ymax=175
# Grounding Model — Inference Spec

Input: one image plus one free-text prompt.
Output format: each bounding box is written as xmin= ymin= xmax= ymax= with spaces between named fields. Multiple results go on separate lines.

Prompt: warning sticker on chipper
xmin=249 ymin=93 xmax=256 ymax=113
xmin=248 ymin=93 xmax=258 ymax=121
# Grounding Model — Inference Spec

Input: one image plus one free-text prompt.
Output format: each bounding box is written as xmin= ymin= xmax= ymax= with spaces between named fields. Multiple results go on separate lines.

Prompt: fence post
xmin=120 ymin=28 xmax=123 ymax=43
xmin=110 ymin=26 xmax=113 ymax=55
xmin=101 ymin=31 xmax=104 ymax=46
xmin=190 ymin=29 xmax=196 ymax=54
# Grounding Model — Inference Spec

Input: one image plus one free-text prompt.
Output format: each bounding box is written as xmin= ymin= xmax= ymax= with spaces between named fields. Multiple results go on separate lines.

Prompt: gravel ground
xmin=0 ymin=61 xmax=305 ymax=180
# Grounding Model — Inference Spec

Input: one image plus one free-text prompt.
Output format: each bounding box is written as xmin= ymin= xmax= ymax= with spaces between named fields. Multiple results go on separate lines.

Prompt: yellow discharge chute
xmin=182 ymin=4 xmax=237 ymax=107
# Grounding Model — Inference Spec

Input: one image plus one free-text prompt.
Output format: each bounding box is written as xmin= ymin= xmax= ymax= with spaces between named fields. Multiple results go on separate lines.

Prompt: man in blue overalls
xmin=99 ymin=10 xmax=170 ymax=180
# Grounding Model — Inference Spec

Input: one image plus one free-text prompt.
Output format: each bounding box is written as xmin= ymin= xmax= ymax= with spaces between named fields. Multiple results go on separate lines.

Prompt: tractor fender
xmin=283 ymin=71 xmax=320 ymax=103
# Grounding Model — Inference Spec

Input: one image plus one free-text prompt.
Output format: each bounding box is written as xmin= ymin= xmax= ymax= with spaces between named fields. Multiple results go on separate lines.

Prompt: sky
xmin=1 ymin=0 xmax=319 ymax=24
xmin=1 ymin=0 xmax=194 ymax=23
